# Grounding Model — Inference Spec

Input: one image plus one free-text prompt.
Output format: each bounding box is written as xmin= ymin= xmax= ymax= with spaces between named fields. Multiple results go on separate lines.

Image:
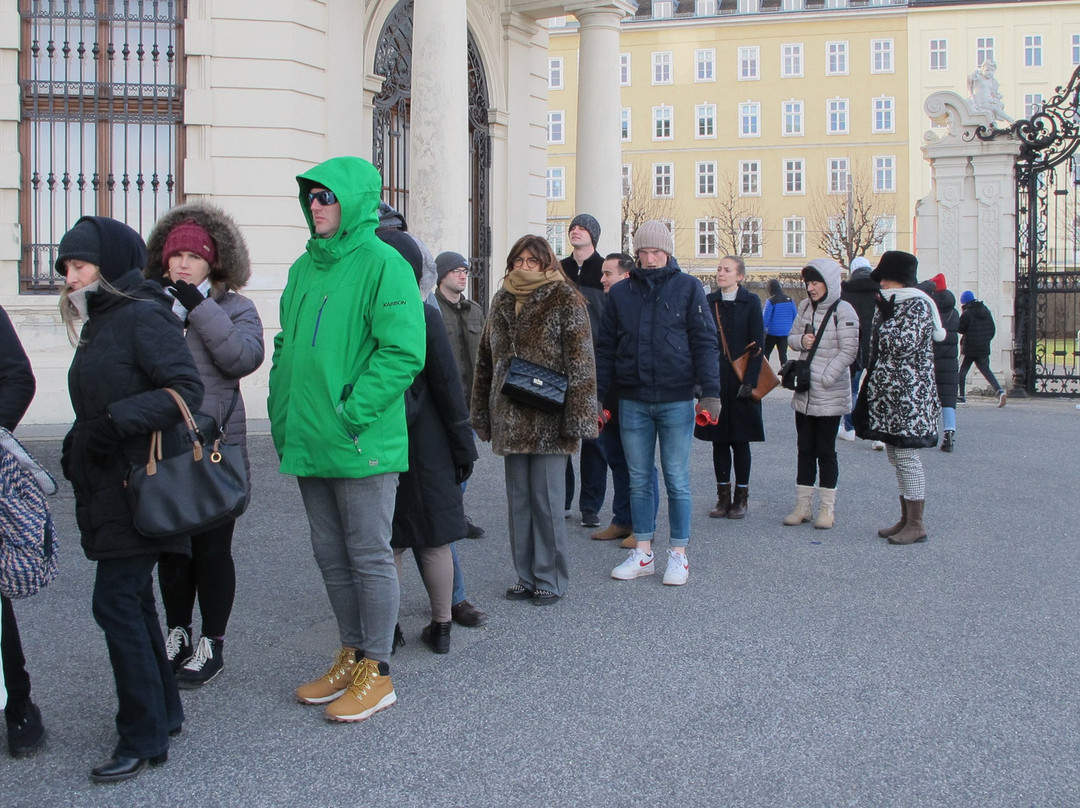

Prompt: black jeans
xmin=158 ymin=519 xmax=237 ymax=637
xmin=795 ymin=412 xmax=841 ymax=489
xmin=577 ymin=437 xmax=608 ymax=514
xmin=959 ymin=355 xmax=1001 ymax=393
xmin=764 ymin=334 xmax=788 ymax=366
xmin=1 ymin=595 xmax=31 ymax=713
xmin=93 ymin=555 xmax=183 ymax=758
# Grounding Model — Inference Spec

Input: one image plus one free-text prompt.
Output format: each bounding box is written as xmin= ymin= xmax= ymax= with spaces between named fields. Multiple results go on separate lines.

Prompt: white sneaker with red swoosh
xmin=662 ymin=549 xmax=689 ymax=586
xmin=611 ymin=548 xmax=654 ymax=580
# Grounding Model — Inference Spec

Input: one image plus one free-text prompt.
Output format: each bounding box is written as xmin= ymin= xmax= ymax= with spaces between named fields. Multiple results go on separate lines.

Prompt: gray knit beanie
xmin=569 ymin=213 xmax=601 ymax=248
xmin=435 ymin=251 xmax=469 ymax=283
xmin=55 ymin=219 xmax=101 ymax=273
xmin=633 ymin=220 xmax=674 ymax=258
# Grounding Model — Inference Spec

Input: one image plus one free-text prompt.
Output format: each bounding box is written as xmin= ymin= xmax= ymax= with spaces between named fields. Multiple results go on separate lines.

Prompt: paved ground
xmin=3 ymin=391 xmax=1079 ymax=807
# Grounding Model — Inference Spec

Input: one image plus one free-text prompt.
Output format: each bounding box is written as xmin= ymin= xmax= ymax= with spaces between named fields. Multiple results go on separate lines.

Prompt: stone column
xmin=409 ymin=0 xmax=469 ymax=255
xmin=571 ymin=3 xmax=632 ymax=254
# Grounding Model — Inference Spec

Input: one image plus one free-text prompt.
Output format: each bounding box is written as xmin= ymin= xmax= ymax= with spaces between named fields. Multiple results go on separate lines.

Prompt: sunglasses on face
xmin=307 ymin=190 xmax=338 ymax=206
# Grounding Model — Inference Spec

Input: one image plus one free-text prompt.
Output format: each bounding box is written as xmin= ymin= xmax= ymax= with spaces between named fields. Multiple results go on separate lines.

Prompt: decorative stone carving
xmin=967 ymin=60 xmax=1014 ymax=125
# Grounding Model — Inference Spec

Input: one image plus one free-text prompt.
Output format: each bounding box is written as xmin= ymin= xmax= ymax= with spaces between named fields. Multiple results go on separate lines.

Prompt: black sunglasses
xmin=307 ymin=190 xmax=338 ymax=206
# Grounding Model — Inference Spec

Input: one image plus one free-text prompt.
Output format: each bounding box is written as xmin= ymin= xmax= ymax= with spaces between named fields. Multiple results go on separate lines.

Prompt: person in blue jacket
xmin=762 ymin=279 xmax=797 ymax=365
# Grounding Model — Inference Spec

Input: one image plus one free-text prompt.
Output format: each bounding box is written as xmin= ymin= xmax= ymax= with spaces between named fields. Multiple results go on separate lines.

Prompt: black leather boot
xmin=420 ymin=621 xmax=451 ymax=654
xmin=941 ymin=430 xmax=955 ymax=452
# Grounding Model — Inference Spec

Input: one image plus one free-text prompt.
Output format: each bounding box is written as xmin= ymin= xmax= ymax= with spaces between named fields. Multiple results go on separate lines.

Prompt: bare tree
xmin=809 ymin=169 xmax=894 ymax=266
xmin=706 ymin=174 xmax=769 ymax=259
xmin=621 ymin=163 xmax=678 ymax=253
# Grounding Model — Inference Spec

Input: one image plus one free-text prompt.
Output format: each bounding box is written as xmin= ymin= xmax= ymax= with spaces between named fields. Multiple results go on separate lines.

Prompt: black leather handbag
xmin=780 ymin=301 xmax=839 ymax=393
xmin=500 ymin=356 xmax=568 ymax=413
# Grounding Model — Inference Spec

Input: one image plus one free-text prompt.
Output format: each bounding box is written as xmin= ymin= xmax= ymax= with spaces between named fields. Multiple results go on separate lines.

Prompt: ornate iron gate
xmin=979 ymin=65 xmax=1080 ymax=395
xmin=371 ymin=0 xmax=491 ymax=306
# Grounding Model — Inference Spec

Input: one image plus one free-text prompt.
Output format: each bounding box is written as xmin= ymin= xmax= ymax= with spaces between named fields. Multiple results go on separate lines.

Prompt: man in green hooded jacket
xmin=269 ymin=156 xmax=425 ymax=723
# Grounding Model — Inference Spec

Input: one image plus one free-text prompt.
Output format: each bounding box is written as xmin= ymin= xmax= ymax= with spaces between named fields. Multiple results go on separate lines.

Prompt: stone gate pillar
xmin=916 ymin=91 xmax=1022 ymax=392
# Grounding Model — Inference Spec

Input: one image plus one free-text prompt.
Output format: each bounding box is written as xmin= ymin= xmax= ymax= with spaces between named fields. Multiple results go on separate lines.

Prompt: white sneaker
xmin=838 ymin=426 xmax=856 ymax=442
xmin=662 ymin=550 xmax=689 ymax=586
xmin=872 ymin=440 xmax=885 ymax=451
xmin=611 ymin=548 xmax=654 ymax=580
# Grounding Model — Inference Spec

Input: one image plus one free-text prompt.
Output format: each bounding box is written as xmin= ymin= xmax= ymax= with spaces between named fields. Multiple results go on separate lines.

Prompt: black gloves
xmin=171 ymin=280 xmax=206 ymax=311
xmin=84 ymin=415 xmax=122 ymax=459
xmin=875 ymin=293 xmax=896 ymax=320
xmin=455 ymin=462 xmax=474 ymax=485
xmin=737 ymin=383 xmax=754 ymax=399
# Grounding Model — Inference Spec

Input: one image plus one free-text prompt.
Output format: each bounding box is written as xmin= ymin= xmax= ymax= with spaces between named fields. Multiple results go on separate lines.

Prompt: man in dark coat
xmin=0 ymin=306 xmax=46 ymax=759
xmin=839 ymin=256 xmax=879 ymax=440
xmin=957 ymin=290 xmax=1006 ymax=407
xmin=919 ymin=276 xmax=960 ymax=451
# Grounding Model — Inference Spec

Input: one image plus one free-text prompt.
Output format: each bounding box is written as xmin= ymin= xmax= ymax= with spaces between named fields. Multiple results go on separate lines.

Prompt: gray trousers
xmin=297 ymin=474 xmax=400 ymax=663
xmin=504 ymin=454 xmax=569 ymax=597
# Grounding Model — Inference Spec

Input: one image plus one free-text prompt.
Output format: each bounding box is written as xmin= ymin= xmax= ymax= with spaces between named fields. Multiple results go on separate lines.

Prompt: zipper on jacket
xmin=336 ymin=383 xmax=362 ymax=453
xmin=312 ymin=295 xmax=328 ymax=347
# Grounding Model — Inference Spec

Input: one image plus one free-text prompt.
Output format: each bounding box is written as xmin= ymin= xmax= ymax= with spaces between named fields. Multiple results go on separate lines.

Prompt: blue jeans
xmin=942 ymin=406 xmax=956 ymax=432
xmin=618 ymin=398 xmax=695 ymax=547
xmin=601 ymin=419 xmax=659 ymax=527
xmin=578 ymin=437 xmax=608 ymax=514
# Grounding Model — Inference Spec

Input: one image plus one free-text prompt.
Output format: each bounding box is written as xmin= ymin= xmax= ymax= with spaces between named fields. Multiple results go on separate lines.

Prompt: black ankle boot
xmin=6 ymin=701 xmax=45 ymax=758
xmin=941 ymin=430 xmax=955 ymax=452
xmin=420 ymin=621 xmax=451 ymax=654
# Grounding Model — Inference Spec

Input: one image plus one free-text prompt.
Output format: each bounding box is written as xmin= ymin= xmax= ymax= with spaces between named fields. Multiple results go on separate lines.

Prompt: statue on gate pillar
xmin=967 ymin=60 xmax=1014 ymax=124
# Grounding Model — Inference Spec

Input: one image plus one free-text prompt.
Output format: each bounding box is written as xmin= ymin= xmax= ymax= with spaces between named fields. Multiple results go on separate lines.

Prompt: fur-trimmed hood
xmin=144 ymin=202 xmax=252 ymax=291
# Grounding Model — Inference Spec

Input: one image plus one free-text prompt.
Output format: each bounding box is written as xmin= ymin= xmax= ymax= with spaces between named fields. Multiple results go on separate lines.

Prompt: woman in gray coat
xmin=144 ymin=204 xmax=265 ymax=687
xmin=782 ymin=258 xmax=859 ymax=529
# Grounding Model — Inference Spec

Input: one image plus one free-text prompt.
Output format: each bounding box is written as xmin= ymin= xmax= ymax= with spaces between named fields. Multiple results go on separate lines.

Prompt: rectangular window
xmin=739 ymin=218 xmax=763 ymax=257
xmin=1025 ymin=35 xmax=1043 ymax=67
xmin=697 ymin=0 xmax=718 ymax=14
xmin=783 ymin=100 xmax=803 ymax=136
xmin=782 ymin=43 xmax=803 ymax=78
xmin=827 ymin=98 xmax=849 ymax=135
xmin=622 ymin=164 xmax=632 ymax=198
xmin=739 ymin=47 xmax=760 ymax=80
xmin=696 ymin=104 xmax=716 ymax=138
xmin=873 ymin=97 xmax=894 ymax=133
xmin=547 ymin=111 xmax=564 ymax=144
xmin=826 ymin=41 xmax=848 ymax=75
xmin=784 ymin=217 xmax=806 ymax=257
xmin=739 ymin=102 xmax=761 ymax=137
xmin=653 ymin=0 xmax=674 ymax=18
xmin=621 ymin=108 xmax=632 ymax=142
xmin=740 ymin=160 xmax=761 ymax=196
xmin=784 ymin=159 xmax=805 ymax=195
xmin=653 ymin=106 xmax=673 ymax=141
xmin=696 ymin=49 xmax=716 ymax=82
xmin=1073 ymin=35 xmax=1080 ymax=66
xmin=829 ymin=158 xmax=850 ymax=194
xmin=871 ymin=39 xmax=893 ymax=73
xmin=19 ymin=0 xmax=185 ymax=289
xmin=620 ymin=53 xmax=632 ymax=86
xmin=976 ymin=36 xmax=995 ymax=68
xmin=874 ymin=156 xmax=895 ymax=192
xmin=696 ymin=219 xmax=718 ymax=258
xmin=653 ymin=163 xmax=673 ymax=198
xmin=547 ymin=222 xmax=567 ymax=256
xmin=546 ymin=167 xmax=565 ymax=200
xmin=653 ymin=52 xmax=673 ymax=84
xmin=930 ymin=39 xmax=948 ymax=71
xmin=697 ymin=162 xmax=717 ymax=197
xmin=548 ymin=58 xmax=563 ymax=90
xmin=1025 ymin=93 xmax=1044 ymax=118
xmin=874 ymin=216 xmax=897 ymax=254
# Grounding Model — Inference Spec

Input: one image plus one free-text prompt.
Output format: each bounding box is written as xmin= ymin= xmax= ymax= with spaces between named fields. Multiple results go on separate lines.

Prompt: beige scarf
xmin=502 ymin=267 xmax=562 ymax=314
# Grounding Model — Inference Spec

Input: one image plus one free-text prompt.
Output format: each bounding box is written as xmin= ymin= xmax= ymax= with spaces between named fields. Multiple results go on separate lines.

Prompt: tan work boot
xmin=324 ymin=658 xmax=397 ymax=722
xmin=295 ymin=647 xmax=360 ymax=705
xmin=591 ymin=523 xmax=632 ymax=541
xmin=888 ymin=499 xmax=927 ymax=545
xmin=782 ymin=485 xmax=815 ymax=526
xmin=813 ymin=487 xmax=836 ymax=529
xmin=878 ymin=497 xmax=908 ymax=538
xmin=620 ymin=534 xmax=638 ymax=549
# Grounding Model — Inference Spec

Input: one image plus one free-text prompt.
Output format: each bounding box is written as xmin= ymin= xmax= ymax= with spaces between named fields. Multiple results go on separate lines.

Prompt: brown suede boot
xmin=878 ymin=497 xmax=908 ymax=538
xmin=708 ymin=484 xmax=731 ymax=518
xmin=727 ymin=485 xmax=748 ymax=519
xmin=888 ymin=499 xmax=927 ymax=544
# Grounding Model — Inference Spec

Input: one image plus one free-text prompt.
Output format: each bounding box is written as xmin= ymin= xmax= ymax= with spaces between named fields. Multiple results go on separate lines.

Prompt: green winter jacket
xmin=268 ymin=157 xmax=425 ymax=478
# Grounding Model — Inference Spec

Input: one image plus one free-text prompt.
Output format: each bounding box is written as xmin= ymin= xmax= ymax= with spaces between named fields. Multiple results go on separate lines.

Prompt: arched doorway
xmin=371 ymin=0 xmax=491 ymax=304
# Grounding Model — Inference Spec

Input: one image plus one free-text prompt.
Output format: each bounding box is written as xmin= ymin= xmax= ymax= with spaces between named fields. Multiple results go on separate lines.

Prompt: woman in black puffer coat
xmin=59 ymin=216 xmax=203 ymax=783
xmin=919 ymin=277 xmax=960 ymax=451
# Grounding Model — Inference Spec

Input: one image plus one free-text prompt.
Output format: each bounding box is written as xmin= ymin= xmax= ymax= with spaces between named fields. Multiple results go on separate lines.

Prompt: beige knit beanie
xmin=633 ymin=220 xmax=674 ymax=258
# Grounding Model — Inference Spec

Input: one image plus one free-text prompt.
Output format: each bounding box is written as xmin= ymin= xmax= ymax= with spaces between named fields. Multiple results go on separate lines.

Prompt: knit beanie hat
xmin=960 ymin=290 xmax=975 ymax=305
xmin=633 ymin=220 xmax=674 ymax=258
xmin=163 ymin=220 xmax=217 ymax=265
xmin=55 ymin=219 xmax=101 ymax=273
xmin=569 ymin=213 xmax=601 ymax=248
xmin=870 ymin=250 xmax=919 ymax=287
xmin=850 ymin=256 xmax=872 ymax=272
xmin=435 ymin=251 xmax=469 ymax=283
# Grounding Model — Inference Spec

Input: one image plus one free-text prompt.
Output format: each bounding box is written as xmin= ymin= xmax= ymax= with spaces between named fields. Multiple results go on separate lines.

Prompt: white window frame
xmin=653 ymin=0 xmax=674 ymax=19
xmin=696 ymin=0 xmax=718 ymax=15
xmin=546 ymin=167 xmax=565 ymax=200
xmin=696 ymin=161 xmax=717 ymax=197
xmin=871 ymin=39 xmax=893 ymax=74
xmin=622 ymin=164 xmax=632 ymax=199
xmin=828 ymin=158 xmax=850 ymax=194
xmin=621 ymin=108 xmax=632 ymax=142
xmin=782 ymin=100 xmax=803 ymax=137
xmin=739 ymin=101 xmax=761 ymax=138
xmin=976 ymin=36 xmax=995 ymax=69
xmin=696 ymin=218 xmax=718 ymax=258
xmin=1025 ymin=93 xmax=1044 ymax=118
xmin=874 ymin=215 xmax=897 ymax=255
xmin=739 ymin=46 xmax=760 ymax=81
xmin=653 ymin=105 xmax=674 ymax=141
xmin=620 ymin=53 xmax=632 ymax=86
xmin=1073 ymin=34 xmax=1080 ymax=67
xmin=827 ymin=98 xmax=849 ymax=135
xmin=695 ymin=48 xmax=716 ymax=82
xmin=739 ymin=160 xmax=761 ymax=196
xmin=696 ymin=104 xmax=717 ymax=139
xmin=548 ymin=57 xmax=563 ymax=90
xmin=873 ymin=96 xmax=894 ymax=134
xmin=929 ymin=39 xmax=948 ymax=71
xmin=1025 ymin=35 xmax=1043 ymax=68
xmin=783 ymin=158 xmax=805 ymax=195
xmin=547 ymin=110 xmax=565 ymax=144
xmin=781 ymin=43 xmax=803 ymax=78
xmin=739 ymin=217 xmax=763 ymax=258
xmin=653 ymin=163 xmax=674 ymax=198
xmin=826 ymin=41 xmax=848 ymax=76
xmin=547 ymin=221 xmax=567 ymax=255
xmin=784 ymin=217 xmax=806 ymax=258
xmin=873 ymin=155 xmax=895 ymax=193
xmin=653 ymin=51 xmax=673 ymax=85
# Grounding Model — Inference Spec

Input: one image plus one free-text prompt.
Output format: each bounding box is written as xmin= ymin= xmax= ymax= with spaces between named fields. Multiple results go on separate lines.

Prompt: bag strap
xmin=160 ymin=388 xmax=204 ymax=462
xmin=804 ymin=300 xmax=840 ymax=364
xmin=713 ymin=301 xmax=733 ymax=363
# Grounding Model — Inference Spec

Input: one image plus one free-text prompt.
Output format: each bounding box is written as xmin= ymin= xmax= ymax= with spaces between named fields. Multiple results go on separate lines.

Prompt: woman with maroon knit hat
xmin=145 ymin=204 xmax=264 ymax=688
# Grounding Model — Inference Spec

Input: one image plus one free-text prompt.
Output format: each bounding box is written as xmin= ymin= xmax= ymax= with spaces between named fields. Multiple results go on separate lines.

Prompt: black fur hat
xmin=870 ymin=250 xmax=919 ymax=287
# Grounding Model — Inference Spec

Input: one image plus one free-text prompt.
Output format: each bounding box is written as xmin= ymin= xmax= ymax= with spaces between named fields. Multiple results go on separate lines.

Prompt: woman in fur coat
xmin=853 ymin=251 xmax=944 ymax=545
xmin=144 ymin=204 xmax=265 ymax=688
xmin=471 ymin=235 xmax=598 ymax=605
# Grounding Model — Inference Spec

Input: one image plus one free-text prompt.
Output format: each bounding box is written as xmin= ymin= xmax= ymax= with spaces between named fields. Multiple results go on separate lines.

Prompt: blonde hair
xmin=59 ymin=275 xmax=136 ymax=346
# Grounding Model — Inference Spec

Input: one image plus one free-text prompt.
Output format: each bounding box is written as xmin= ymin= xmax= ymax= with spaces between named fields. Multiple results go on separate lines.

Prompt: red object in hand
xmin=695 ymin=409 xmax=718 ymax=427
xmin=597 ymin=409 xmax=611 ymax=431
